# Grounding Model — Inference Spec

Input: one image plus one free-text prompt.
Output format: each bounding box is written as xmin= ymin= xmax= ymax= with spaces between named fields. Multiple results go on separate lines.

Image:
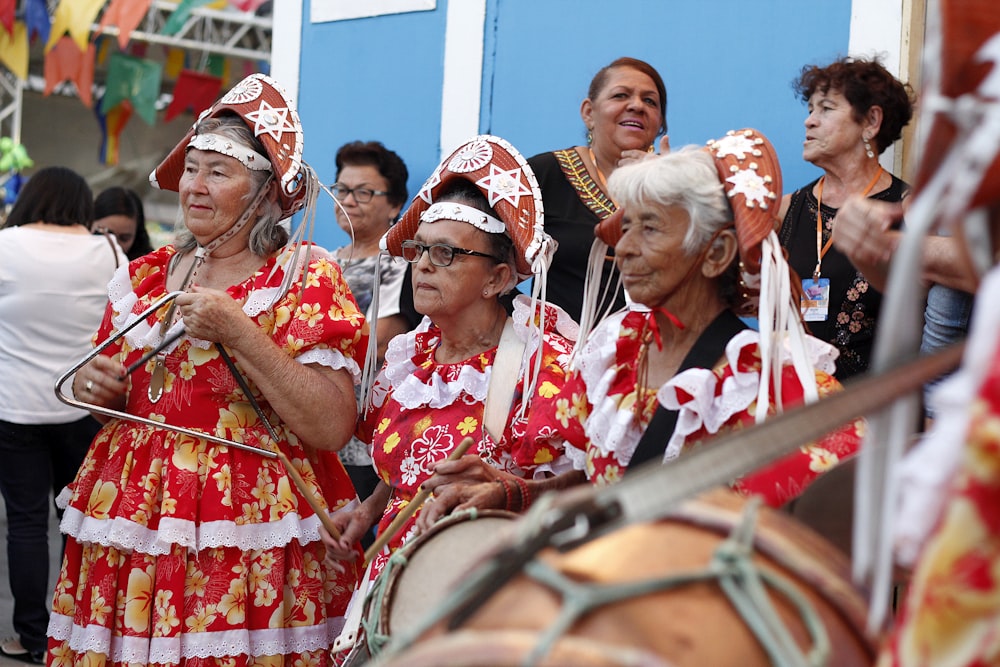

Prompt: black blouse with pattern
xmin=778 ymin=175 xmax=909 ymax=380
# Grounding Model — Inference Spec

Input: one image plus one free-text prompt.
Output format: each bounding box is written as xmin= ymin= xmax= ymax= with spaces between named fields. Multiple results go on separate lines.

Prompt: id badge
xmin=801 ymin=278 xmax=830 ymax=322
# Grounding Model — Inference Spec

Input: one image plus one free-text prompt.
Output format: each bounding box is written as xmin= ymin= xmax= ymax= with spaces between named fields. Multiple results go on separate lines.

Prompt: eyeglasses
xmin=330 ymin=183 xmax=389 ymax=203
xmin=400 ymin=240 xmax=500 ymax=267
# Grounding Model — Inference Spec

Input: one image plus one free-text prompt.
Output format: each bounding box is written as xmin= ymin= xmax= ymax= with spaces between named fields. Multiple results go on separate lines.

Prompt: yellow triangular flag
xmin=45 ymin=0 xmax=105 ymax=53
xmin=0 ymin=21 xmax=27 ymax=80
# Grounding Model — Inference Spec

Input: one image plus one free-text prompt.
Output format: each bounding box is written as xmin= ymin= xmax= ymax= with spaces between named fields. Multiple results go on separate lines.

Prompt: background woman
xmin=778 ymin=56 xmax=913 ymax=379
xmin=324 ymin=135 xmax=578 ymax=577
xmin=330 ymin=140 xmax=412 ymax=504
xmin=0 ymin=166 xmax=124 ymax=665
xmin=93 ymin=186 xmax=154 ymax=261
xmin=527 ymin=56 xmax=668 ymax=322
xmin=49 ymin=74 xmax=366 ymax=666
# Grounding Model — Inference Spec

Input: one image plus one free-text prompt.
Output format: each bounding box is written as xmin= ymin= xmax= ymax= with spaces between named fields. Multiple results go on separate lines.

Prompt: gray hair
xmin=607 ymin=146 xmax=733 ymax=255
xmin=173 ymin=115 xmax=286 ymax=258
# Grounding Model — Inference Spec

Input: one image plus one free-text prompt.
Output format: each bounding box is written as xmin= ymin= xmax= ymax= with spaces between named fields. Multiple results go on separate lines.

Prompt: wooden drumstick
xmin=364 ymin=436 xmax=476 ymax=565
xmin=274 ymin=450 xmax=342 ymax=541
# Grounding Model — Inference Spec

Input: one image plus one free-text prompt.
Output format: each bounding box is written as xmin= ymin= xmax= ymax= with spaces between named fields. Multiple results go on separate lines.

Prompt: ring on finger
xmin=85 ymin=380 xmax=94 ymax=393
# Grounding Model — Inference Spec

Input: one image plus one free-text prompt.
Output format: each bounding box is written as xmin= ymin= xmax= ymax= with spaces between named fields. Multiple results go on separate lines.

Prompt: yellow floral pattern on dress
xmin=357 ymin=299 xmax=575 ymax=581
xmin=48 ymin=246 xmax=366 ymax=665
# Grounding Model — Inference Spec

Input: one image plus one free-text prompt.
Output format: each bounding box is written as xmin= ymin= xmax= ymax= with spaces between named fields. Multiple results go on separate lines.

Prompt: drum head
xmin=386 ymin=512 xmax=516 ymax=637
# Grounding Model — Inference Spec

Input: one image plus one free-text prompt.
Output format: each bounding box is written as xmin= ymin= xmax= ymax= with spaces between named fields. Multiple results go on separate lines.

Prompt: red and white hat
xmin=385 ymin=134 xmax=555 ymax=282
xmin=149 ymin=72 xmax=307 ymax=219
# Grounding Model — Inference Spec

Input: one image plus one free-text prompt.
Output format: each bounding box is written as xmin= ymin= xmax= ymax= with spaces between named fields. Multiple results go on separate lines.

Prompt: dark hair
xmin=335 ymin=141 xmax=409 ymax=208
xmin=793 ymin=56 xmax=913 ymax=154
xmin=3 ymin=166 xmax=93 ymax=229
xmin=588 ymin=57 xmax=669 ymax=134
xmin=436 ymin=179 xmax=514 ymax=266
xmin=94 ymin=186 xmax=154 ymax=260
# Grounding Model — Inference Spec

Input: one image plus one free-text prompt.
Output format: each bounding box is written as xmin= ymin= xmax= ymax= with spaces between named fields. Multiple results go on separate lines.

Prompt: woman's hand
xmin=416 ymin=455 xmax=508 ymax=532
xmin=175 ymin=286 xmax=251 ymax=347
xmin=618 ymin=135 xmax=671 ymax=168
xmin=73 ymin=355 xmax=127 ymax=414
xmin=321 ymin=482 xmax=390 ymax=571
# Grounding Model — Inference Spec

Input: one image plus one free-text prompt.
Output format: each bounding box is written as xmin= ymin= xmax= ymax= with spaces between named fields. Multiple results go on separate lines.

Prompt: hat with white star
xmin=704 ymin=128 xmax=782 ymax=273
xmin=149 ymin=72 xmax=307 ymax=219
xmin=385 ymin=134 xmax=555 ymax=281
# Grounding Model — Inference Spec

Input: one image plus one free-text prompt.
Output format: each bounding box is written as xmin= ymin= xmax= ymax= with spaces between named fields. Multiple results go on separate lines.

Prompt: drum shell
xmin=386 ymin=489 xmax=876 ymax=667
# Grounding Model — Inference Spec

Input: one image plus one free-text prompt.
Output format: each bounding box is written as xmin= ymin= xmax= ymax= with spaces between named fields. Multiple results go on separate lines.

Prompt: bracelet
xmin=497 ymin=477 xmax=514 ymax=512
xmin=513 ymin=476 xmax=531 ymax=512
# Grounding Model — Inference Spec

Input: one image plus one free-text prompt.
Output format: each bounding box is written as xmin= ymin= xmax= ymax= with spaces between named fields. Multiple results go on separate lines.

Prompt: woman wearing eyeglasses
xmin=330 ymin=141 xmax=414 ymax=504
xmin=322 ymin=136 xmax=578 ymax=580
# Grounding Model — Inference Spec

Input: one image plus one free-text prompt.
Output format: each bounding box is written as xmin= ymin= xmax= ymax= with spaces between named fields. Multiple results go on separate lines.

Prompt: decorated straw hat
xmin=149 ymin=72 xmax=306 ymax=219
xmin=384 ymin=134 xmax=555 ymax=281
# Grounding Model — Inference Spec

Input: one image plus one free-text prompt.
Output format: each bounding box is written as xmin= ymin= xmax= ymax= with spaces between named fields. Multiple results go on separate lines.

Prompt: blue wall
xmin=299 ymin=0 xmax=852 ymax=250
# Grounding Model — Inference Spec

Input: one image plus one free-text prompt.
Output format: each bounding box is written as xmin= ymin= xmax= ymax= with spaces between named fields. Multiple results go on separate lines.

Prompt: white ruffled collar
xmin=371 ymin=295 xmax=575 ymax=411
xmin=570 ymin=314 xmax=839 ymax=470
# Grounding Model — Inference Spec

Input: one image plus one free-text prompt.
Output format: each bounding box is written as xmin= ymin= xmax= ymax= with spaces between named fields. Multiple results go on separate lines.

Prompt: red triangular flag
xmin=0 ymin=0 xmax=14 ymax=36
xmin=43 ymin=37 xmax=95 ymax=107
xmin=164 ymin=69 xmax=222 ymax=122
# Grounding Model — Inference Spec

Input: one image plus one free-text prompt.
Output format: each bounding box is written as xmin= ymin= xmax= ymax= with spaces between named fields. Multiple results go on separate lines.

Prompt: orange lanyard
xmin=813 ymin=166 xmax=884 ymax=281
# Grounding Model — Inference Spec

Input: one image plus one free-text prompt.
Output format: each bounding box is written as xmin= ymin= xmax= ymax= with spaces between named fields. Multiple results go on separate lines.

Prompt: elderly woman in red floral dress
xmin=48 ymin=74 xmax=366 ymax=666
xmin=548 ymin=129 xmax=863 ymax=506
xmin=323 ymin=136 xmax=578 ymax=578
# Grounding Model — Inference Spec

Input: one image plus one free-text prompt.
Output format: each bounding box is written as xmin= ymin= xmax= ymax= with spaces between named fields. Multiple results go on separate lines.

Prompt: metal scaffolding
xmin=0 ymin=1 xmax=272 ymax=142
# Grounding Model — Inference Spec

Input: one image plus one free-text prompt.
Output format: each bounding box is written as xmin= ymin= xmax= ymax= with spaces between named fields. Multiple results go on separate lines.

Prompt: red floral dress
xmin=357 ymin=297 xmax=576 ymax=578
xmin=48 ymin=245 xmax=367 ymax=667
xmin=878 ymin=270 xmax=1000 ymax=667
xmin=547 ymin=309 xmax=863 ymax=506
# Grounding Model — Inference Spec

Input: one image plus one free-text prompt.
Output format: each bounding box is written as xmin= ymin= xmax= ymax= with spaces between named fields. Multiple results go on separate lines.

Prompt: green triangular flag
xmin=101 ymin=53 xmax=163 ymax=125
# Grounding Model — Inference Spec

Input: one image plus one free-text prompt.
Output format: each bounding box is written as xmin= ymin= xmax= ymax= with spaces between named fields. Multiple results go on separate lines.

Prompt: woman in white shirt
xmin=0 ymin=166 xmax=124 ymax=664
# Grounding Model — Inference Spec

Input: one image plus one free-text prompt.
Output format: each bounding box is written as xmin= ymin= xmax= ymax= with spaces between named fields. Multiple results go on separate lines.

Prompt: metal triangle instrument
xmin=54 ymin=290 xmax=276 ymax=460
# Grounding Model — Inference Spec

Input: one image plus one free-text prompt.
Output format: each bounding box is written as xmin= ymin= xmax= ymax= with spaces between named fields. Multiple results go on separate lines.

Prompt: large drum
xmin=376 ymin=489 xmax=877 ymax=667
xmin=359 ymin=509 xmax=518 ymax=659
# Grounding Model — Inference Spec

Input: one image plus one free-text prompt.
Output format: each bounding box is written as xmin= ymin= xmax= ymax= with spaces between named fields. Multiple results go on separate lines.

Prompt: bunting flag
xmin=95 ymin=0 xmax=154 ymax=50
xmin=0 ymin=0 xmax=14 ymax=37
xmin=0 ymin=21 xmax=27 ymax=80
xmin=164 ymin=46 xmax=186 ymax=79
xmin=94 ymin=34 xmax=112 ymax=67
xmin=44 ymin=37 xmax=95 ymax=107
xmin=164 ymin=69 xmax=222 ymax=122
xmin=101 ymin=53 xmax=162 ymax=125
xmin=229 ymin=0 xmax=269 ymax=12
xmin=25 ymin=0 xmax=49 ymax=44
xmin=45 ymin=0 xmax=105 ymax=53
xmin=205 ymin=53 xmax=229 ymax=83
xmin=95 ymin=98 xmax=133 ymax=166
xmin=161 ymin=0 xmax=215 ymax=36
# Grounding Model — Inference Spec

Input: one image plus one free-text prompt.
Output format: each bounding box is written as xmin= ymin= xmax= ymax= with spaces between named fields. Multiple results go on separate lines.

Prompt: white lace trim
xmin=373 ymin=296 xmax=559 ymax=411
xmin=59 ymin=506 xmax=325 ymax=554
xmin=49 ymin=612 xmax=344 ymax=662
xmin=579 ymin=322 xmax=839 ymax=469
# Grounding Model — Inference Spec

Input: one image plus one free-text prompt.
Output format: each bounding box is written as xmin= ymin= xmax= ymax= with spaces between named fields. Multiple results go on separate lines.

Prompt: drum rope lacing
xmin=363 ymin=507 xmax=485 ymax=656
xmin=515 ymin=496 xmax=829 ymax=667
xmin=376 ymin=498 xmax=830 ymax=667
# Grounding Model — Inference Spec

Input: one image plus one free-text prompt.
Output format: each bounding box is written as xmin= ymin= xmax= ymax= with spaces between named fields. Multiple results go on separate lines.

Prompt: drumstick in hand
xmin=364 ymin=435 xmax=475 ymax=564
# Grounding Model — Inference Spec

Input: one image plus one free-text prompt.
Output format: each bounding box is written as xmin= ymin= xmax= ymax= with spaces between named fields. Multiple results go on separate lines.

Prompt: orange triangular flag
xmin=45 ymin=0 xmax=105 ymax=53
xmin=44 ymin=37 xmax=95 ymax=107
xmin=0 ymin=21 xmax=27 ymax=80
xmin=96 ymin=0 xmax=154 ymax=50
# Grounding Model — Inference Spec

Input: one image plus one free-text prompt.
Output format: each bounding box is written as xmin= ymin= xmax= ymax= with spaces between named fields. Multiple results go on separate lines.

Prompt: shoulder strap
xmin=483 ymin=318 xmax=526 ymax=441
xmin=628 ymin=310 xmax=748 ymax=469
